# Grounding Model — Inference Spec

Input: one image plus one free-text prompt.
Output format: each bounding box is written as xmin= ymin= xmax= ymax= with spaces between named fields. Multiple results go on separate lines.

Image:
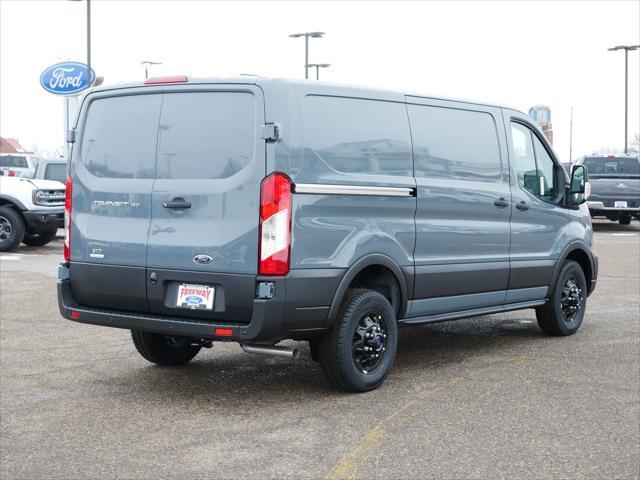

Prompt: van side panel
xmin=286 ymin=89 xmax=417 ymax=274
xmin=406 ymin=97 xmax=512 ymax=314
xmin=502 ymin=108 xmax=591 ymax=295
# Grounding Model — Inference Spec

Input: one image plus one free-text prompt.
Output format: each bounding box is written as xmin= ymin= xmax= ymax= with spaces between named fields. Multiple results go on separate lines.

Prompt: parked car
xmin=0 ymin=153 xmax=42 ymax=178
xmin=58 ymin=76 xmax=597 ymax=392
xmin=576 ymin=154 xmax=640 ymax=224
xmin=0 ymin=176 xmax=65 ymax=251
xmin=33 ymin=159 xmax=66 ymax=183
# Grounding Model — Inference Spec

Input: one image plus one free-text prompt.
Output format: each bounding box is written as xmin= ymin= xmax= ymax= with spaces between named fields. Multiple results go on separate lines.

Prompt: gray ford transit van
xmin=58 ymin=76 xmax=597 ymax=392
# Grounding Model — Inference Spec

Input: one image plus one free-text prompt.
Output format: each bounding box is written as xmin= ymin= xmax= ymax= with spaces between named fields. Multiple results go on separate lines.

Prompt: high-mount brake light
xmin=258 ymin=172 xmax=292 ymax=276
xmin=64 ymin=174 xmax=72 ymax=261
xmin=143 ymin=75 xmax=188 ymax=85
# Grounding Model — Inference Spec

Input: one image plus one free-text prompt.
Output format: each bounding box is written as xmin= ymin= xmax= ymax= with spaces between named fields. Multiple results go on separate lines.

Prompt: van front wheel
xmin=536 ymin=260 xmax=587 ymax=336
xmin=131 ymin=330 xmax=201 ymax=366
xmin=318 ymin=289 xmax=398 ymax=392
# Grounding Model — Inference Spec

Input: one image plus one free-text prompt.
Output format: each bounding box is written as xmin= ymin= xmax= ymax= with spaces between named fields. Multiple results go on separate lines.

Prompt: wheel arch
xmin=0 ymin=195 xmax=27 ymax=211
xmin=551 ymin=241 xmax=596 ymax=296
xmin=327 ymin=254 xmax=410 ymax=324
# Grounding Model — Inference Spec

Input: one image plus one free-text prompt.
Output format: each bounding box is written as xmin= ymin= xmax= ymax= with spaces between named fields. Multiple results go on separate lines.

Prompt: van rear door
xmin=145 ymin=87 xmax=265 ymax=323
xmin=69 ymin=91 xmax=162 ymax=312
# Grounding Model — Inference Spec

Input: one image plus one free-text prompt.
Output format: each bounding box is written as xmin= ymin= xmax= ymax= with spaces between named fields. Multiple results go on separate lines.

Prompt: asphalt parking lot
xmin=1 ymin=220 xmax=639 ymax=480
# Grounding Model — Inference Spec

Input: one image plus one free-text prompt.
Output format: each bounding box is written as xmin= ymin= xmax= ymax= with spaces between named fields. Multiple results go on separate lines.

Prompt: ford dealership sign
xmin=40 ymin=62 xmax=95 ymax=95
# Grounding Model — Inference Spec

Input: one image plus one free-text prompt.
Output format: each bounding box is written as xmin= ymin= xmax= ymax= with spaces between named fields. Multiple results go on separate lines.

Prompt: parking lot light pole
xmin=69 ymin=0 xmax=91 ymax=88
xmin=289 ymin=32 xmax=325 ymax=79
xmin=608 ymin=45 xmax=640 ymax=154
xmin=141 ymin=61 xmax=162 ymax=79
xmin=307 ymin=63 xmax=331 ymax=80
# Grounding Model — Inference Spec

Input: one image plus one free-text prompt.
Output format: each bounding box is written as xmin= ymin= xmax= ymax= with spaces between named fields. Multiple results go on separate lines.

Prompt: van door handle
xmin=162 ymin=200 xmax=191 ymax=209
xmin=516 ymin=201 xmax=529 ymax=211
xmin=493 ymin=198 xmax=508 ymax=208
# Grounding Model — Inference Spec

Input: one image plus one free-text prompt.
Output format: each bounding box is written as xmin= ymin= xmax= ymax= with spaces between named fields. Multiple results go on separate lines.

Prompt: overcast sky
xmin=1 ymin=0 xmax=638 ymax=160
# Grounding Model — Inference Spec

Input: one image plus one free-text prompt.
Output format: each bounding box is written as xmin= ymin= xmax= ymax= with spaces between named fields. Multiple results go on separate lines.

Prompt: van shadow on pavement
xmin=112 ymin=314 xmax=545 ymax=400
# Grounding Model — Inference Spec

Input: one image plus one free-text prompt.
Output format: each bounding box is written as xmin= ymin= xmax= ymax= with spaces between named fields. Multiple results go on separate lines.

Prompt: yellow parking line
xmin=327 ymin=377 xmax=463 ymax=480
xmin=327 ymin=355 xmax=530 ymax=480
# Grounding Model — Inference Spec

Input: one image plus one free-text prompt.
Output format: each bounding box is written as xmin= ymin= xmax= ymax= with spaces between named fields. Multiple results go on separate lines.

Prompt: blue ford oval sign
xmin=40 ymin=62 xmax=95 ymax=95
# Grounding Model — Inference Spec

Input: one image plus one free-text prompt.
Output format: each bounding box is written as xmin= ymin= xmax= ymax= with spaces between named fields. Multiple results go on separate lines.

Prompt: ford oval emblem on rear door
xmin=193 ymin=254 xmax=213 ymax=265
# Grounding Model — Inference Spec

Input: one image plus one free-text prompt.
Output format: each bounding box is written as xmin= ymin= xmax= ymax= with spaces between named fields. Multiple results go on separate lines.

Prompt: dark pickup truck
xmin=577 ymin=155 xmax=640 ymax=224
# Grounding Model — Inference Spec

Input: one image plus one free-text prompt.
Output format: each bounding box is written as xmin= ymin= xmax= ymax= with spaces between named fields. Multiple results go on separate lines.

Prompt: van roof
xmin=87 ymin=76 xmax=522 ymax=113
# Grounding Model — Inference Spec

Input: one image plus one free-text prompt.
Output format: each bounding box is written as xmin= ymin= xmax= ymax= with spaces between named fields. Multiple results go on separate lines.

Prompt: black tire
xmin=22 ymin=229 xmax=57 ymax=247
xmin=619 ymin=214 xmax=631 ymax=225
xmin=131 ymin=330 xmax=201 ymax=366
xmin=318 ymin=289 xmax=398 ymax=392
xmin=536 ymin=260 xmax=587 ymax=336
xmin=0 ymin=206 xmax=25 ymax=252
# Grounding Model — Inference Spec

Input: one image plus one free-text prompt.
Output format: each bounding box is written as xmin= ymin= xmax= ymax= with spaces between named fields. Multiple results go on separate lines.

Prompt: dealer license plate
xmin=614 ymin=201 xmax=628 ymax=208
xmin=176 ymin=284 xmax=215 ymax=310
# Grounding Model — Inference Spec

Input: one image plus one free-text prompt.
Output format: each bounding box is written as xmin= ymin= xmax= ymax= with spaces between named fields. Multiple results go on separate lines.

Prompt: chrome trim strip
xmin=293 ymin=183 xmax=415 ymax=197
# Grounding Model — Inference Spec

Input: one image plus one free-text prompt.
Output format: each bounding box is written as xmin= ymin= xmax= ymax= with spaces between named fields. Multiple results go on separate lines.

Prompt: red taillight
xmin=214 ymin=328 xmax=233 ymax=337
xmin=258 ymin=172 xmax=292 ymax=276
xmin=8 ymin=170 xmax=15 ymax=177
xmin=70 ymin=311 xmax=80 ymax=319
xmin=144 ymin=75 xmax=188 ymax=85
xmin=64 ymin=174 xmax=72 ymax=261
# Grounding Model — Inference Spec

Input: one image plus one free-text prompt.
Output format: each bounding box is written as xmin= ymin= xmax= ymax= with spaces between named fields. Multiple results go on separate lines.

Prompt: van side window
xmin=408 ymin=105 xmax=502 ymax=181
xmin=302 ymin=96 xmax=412 ymax=176
xmin=81 ymin=94 xmax=162 ymax=179
xmin=510 ymin=122 xmax=556 ymax=200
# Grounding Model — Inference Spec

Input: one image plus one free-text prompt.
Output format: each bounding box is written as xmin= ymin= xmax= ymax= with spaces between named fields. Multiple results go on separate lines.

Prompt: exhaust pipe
xmin=241 ymin=343 xmax=299 ymax=360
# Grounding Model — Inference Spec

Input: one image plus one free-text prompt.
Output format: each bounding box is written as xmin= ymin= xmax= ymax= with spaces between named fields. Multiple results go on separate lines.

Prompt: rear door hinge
xmin=261 ymin=122 xmax=280 ymax=143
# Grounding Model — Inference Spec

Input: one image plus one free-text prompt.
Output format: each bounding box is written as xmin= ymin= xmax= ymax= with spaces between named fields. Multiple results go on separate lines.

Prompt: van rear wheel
xmin=536 ymin=260 xmax=587 ymax=336
xmin=318 ymin=289 xmax=398 ymax=392
xmin=131 ymin=330 xmax=201 ymax=366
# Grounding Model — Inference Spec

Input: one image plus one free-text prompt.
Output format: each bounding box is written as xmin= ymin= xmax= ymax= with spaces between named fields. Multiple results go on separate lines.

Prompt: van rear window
xmin=81 ymin=94 xmax=162 ymax=178
xmin=80 ymin=92 xmax=255 ymax=180
xmin=155 ymin=92 xmax=256 ymax=179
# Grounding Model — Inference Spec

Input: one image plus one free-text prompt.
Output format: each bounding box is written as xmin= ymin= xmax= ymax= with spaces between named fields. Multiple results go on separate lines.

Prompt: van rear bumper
xmin=57 ymin=264 xmax=342 ymax=342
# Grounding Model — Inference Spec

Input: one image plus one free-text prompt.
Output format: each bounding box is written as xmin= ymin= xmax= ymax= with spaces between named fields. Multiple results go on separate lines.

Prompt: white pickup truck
xmin=0 ymin=176 xmax=65 ymax=251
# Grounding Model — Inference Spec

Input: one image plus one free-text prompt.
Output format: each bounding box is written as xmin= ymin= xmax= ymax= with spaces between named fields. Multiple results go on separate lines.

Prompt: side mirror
xmin=568 ymin=164 xmax=588 ymax=205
